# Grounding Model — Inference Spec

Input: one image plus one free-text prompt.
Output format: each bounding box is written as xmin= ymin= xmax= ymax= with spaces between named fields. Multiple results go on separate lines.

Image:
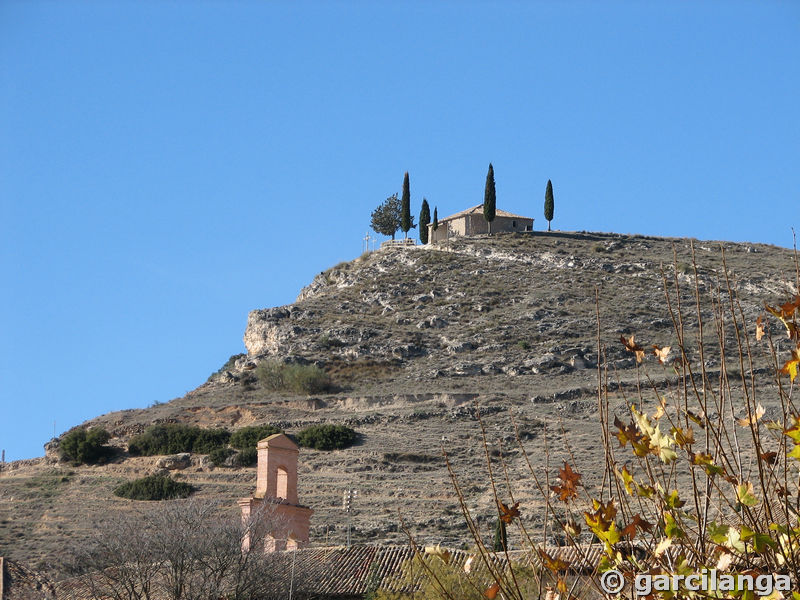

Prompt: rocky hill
xmin=1 ymin=230 xmax=796 ymax=576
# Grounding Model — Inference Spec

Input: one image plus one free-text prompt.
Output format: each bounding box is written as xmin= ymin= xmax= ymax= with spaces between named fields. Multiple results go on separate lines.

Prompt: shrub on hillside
xmin=208 ymin=447 xmax=235 ymax=467
xmin=255 ymin=361 xmax=331 ymax=394
xmin=193 ymin=428 xmax=232 ymax=454
xmin=60 ymin=428 xmax=113 ymax=465
xmin=211 ymin=447 xmax=258 ymax=468
xmin=296 ymin=424 xmax=357 ymax=451
xmin=113 ymin=474 xmax=194 ymax=501
xmin=230 ymin=424 xmax=283 ymax=450
xmin=382 ymin=452 xmax=438 ymax=464
xmin=233 ymin=447 xmax=258 ymax=467
xmin=127 ymin=424 xmax=230 ymax=456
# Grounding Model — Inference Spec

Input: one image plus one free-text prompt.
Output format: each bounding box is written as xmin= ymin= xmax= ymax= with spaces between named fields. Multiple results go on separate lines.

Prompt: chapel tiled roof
xmin=436 ymin=204 xmax=533 ymax=223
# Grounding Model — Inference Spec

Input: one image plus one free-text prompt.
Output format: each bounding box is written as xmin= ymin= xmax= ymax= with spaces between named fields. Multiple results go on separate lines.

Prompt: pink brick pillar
xmin=255 ymin=434 xmax=299 ymax=504
xmin=240 ymin=433 xmax=312 ymax=553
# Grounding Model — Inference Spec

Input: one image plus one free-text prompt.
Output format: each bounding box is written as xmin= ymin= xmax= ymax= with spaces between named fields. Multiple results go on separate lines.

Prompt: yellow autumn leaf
xmin=631 ymin=407 xmax=677 ymax=462
xmin=654 ymin=538 xmax=672 ymax=556
xmin=635 ymin=482 xmax=655 ymax=498
xmin=653 ymin=397 xmax=667 ymax=419
xmin=737 ymin=404 xmax=766 ymax=427
xmin=784 ymin=416 xmax=800 ymax=442
xmin=725 ymin=527 xmax=746 ymax=554
xmin=632 ymin=406 xmax=655 ymax=436
xmin=780 ymin=345 xmax=800 ymax=381
xmin=652 ymin=345 xmax=671 ymax=365
xmin=716 ymin=552 xmax=734 ymax=571
xmin=564 ymin=518 xmax=581 ymax=537
xmin=756 ymin=315 xmax=766 ymax=342
xmin=616 ymin=465 xmax=635 ymax=496
xmin=783 ymin=358 xmax=800 ymax=381
xmin=650 ymin=425 xmax=678 ymax=464
xmin=672 ymin=425 xmax=695 ymax=447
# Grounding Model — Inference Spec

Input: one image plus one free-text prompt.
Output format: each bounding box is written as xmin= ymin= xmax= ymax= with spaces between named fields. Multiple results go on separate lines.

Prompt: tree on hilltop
xmin=419 ymin=198 xmax=431 ymax=244
xmin=370 ymin=194 xmax=401 ymax=240
xmin=433 ymin=207 xmax=438 ymax=231
xmin=401 ymin=172 xmax=412 ymax=239
xmin=544 ymin=179 xmax=554 ymax=231
xmin=483 ymin=163 xmax=496 ymax=235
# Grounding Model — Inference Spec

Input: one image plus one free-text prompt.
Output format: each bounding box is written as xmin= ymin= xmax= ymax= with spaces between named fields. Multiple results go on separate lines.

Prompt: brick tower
xmin=238 ymin=433 xmax=313 ymax=552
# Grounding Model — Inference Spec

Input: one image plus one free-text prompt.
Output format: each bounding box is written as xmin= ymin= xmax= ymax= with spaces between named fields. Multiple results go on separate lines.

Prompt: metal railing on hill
xmin=380 ymin=239 xmax=417 ymax=248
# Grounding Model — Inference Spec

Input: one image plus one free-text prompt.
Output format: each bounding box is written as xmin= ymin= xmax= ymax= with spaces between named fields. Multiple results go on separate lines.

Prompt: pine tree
xmin=483 ymin=163 xmax=496 ymax=235
xmin=400 ymin=171 xmax=411 ymax=238
xmin=544 ymin=179 xmax=554 ymax=232
xmin=493 ymin=518 xmax=507 ymax=552
xmin=433 ymin=207 xmax=438 ymax=231
xmin=419 ymin=198 xmax=431 ymax=244
xmin=370 ymin=194 xmax=401 ymax=240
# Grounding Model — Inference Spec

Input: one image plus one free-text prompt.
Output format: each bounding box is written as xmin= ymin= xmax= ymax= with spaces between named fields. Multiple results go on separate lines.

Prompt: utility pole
xmin=288 ymin=547 xmax=297 ymax=600
xmin=343 ymin=489 xmax=358 ymax=547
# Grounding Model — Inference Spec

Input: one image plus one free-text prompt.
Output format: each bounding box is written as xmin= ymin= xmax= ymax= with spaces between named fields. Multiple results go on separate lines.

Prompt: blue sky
xmin=1 ymin=1 xmax=798 ymax=461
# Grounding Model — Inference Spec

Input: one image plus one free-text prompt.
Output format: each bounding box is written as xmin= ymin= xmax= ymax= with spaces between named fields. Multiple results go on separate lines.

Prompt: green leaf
xmin=736 ymin=482 xmax=760 ymax=507
xmin=664 ymin=489 xmax=686 ymax=509
xmin=741 ymin=526 xmax=776 ymax=553
xmin=707 ymin=521 xmax=730 ymax=544
xmin=691 ymin=452 xmax=724 ymax=476
xmin=664 ymin=513 xmax=684 ymax=539
xmin=725 ymin=527 xmax=746 ymax=554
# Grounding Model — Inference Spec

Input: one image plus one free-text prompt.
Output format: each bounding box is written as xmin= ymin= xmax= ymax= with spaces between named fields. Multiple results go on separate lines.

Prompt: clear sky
xmin=1 ymin=1 xmax=798 ymax=461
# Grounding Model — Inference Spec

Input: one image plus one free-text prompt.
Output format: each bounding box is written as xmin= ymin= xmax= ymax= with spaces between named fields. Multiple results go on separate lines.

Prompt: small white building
xmin=427 ymin=204 xmax=534 ymax=243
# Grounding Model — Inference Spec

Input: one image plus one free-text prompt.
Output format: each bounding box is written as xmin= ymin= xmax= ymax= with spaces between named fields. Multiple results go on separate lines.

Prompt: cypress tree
xmin=433 ymin=207 xmax=438 ymax=231
xmin=400 ymin=171 xmax=411 ymax=238
xmin=493 ymin=518 xmax=507 ymax=552
xmin=544 ymin=179 xmax=554 ymax=232
xmin=419 ymin=198 xmax=431 ymax=244
xmin=483 ymin=163 xmax=496 ymax=235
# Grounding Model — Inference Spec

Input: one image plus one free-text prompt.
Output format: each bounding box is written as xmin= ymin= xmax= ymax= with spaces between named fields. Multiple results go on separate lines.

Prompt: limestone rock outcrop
xmin=155 ymin=453 xmax=191 ymax=470
xmin=243 ymin=307 xmax=292 ymax=356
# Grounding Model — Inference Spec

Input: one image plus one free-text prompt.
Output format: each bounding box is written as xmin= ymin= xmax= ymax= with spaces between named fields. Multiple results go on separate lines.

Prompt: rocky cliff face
xmin=243 ymin=307 xmax=293 ymax=355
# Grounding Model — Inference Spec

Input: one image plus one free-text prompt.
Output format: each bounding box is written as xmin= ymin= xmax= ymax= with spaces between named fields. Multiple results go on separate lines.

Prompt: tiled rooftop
xmin=51 ymin=543 xmax=606 ymax=599
xmin=437 ymin=204 xmax=532 ymax=222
